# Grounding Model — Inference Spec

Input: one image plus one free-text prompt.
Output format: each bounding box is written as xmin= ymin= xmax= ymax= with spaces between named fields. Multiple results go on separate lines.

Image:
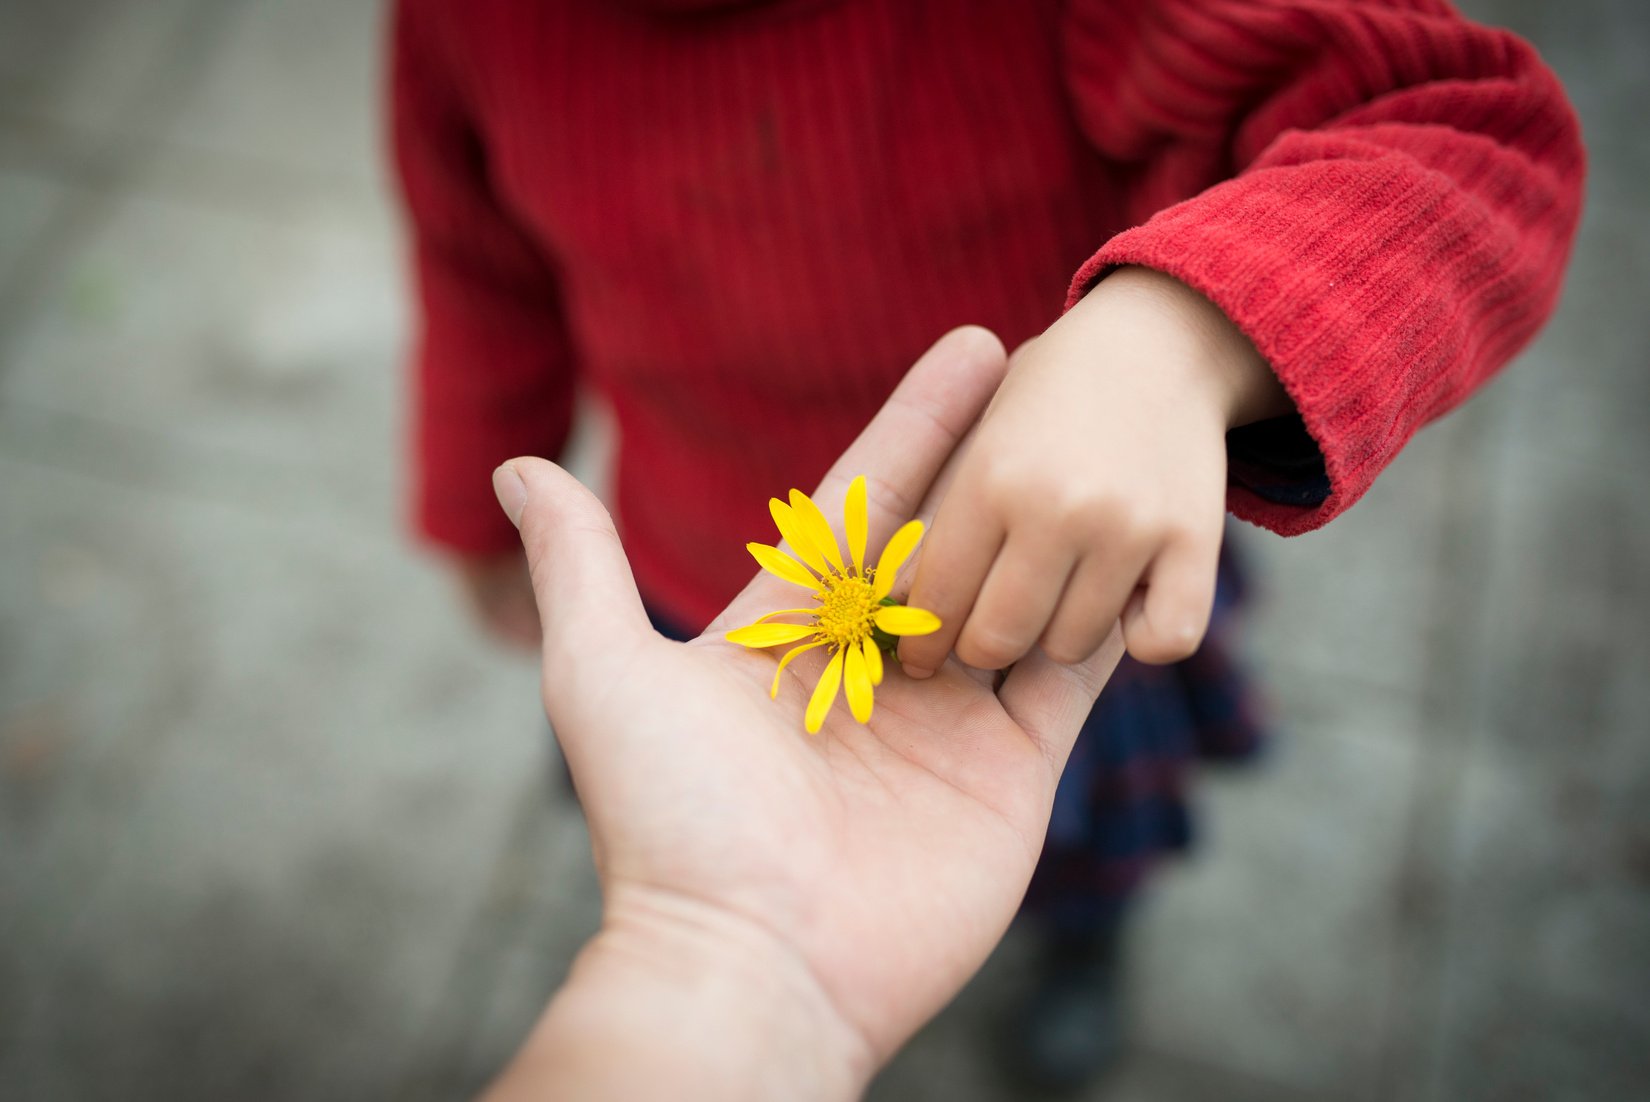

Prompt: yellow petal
xmin=871 ymin=519 xmax=924 ymax=599
xmin=804 ymin=648 xmax=845 ymax=734
xmin=789 ymin=489 xmax=845 ymax=575
xmin=844 ymin=642 xmax=874 ymax=723
xmin=769 ymin=499 xmax=831 ymax=576
xmin=861 ymin=637 xmax=884 ymax=686
xmin=845 ymin=475 xmax=868 ymax=577
xmin=726 ymin=622 xmax=820 ymax=648
xmin=874 ymin=604 xmax=942 ymax=636
xmin=771 ymin=639 xmax=828 ymax=698
xmin=747 ymin=542 xmax=819 ymax=590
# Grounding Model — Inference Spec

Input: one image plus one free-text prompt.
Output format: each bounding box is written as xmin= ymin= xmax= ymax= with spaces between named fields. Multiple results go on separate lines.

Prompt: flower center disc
xmin=817 ymin=575 xmax=877 ymax=648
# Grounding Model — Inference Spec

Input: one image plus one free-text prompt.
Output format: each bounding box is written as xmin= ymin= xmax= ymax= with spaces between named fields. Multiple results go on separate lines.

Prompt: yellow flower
xmin=726 ymin=476 xmax=941 ymax=733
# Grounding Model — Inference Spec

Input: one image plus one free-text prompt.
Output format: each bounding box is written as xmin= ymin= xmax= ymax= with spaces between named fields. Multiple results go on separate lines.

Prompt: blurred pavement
xmin=1 ymin=1 xmax=1646 ymax=1099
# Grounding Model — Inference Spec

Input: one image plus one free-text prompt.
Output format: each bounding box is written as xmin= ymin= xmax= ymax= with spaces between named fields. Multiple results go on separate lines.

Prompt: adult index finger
xmin=707 ymin=326 xmax=1007 ymax=636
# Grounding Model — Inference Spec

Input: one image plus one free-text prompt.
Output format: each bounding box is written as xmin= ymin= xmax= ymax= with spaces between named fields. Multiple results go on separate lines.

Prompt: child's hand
xmin=452 ymin=551 xmax=542 ymax=651
xmin=900 ymin=267 xmax=1291 ymax=676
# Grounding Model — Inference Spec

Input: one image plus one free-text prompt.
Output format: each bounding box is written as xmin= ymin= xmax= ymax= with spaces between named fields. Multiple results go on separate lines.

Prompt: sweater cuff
xmin=1068 ymin=161 xmax=1473 ymax=536
xmin=1226 ymin=415 xmax=1331 ymax=510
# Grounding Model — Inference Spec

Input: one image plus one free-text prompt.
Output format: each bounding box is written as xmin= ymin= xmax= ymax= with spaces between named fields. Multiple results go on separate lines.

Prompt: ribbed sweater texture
xmin=392 ymin=0 xmax=1584 ymax=629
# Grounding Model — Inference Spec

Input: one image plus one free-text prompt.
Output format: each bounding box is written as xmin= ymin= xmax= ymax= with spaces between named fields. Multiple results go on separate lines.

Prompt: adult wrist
xmin=486 ymin=887 xmax=873 ymax=1101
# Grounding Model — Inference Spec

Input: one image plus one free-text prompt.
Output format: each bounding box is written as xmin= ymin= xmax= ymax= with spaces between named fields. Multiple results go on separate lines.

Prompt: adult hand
xmin=485 ymin=327 xmax=1124 ymax=1101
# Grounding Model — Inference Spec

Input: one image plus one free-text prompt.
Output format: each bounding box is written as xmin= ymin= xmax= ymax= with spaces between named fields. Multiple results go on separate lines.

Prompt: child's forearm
xmin=1065 ymin=0 xmax=1583 ymax=537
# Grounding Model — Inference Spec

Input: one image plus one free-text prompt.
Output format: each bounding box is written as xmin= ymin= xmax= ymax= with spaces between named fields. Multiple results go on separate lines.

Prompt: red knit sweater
xmin=392 ymin=0 xmax=1583 ymax=630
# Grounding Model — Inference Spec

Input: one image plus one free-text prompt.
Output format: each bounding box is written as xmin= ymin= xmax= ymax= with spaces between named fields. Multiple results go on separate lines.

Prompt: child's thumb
xmin=492 ymin=459 xmax=652 ymax=672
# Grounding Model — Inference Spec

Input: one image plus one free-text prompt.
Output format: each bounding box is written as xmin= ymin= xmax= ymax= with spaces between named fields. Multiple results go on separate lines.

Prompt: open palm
xmin=512 ymin=329 xmax=1122 ymax=1069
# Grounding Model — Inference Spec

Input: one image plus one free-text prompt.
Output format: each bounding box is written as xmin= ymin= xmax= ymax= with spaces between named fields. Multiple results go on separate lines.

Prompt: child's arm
xmin=391 ymin=0 xmax=578 ymax=641
xmin=902 ymin=0 xmax=1584 ymax=675
xmin=903 ymin=267 xmax=1286 ymax=675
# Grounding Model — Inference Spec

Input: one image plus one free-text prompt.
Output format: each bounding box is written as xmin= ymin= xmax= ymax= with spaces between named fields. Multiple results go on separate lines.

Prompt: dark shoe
xmin=999 ymin=925 xmax=1126 ymax=1094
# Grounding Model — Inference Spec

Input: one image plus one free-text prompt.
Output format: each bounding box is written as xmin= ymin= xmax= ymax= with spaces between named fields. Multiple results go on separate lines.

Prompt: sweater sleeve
xmin=391 ymin=0 xmax=579 ymax=556
xmin=1062 ymin=0 xmax=1584 ymax=534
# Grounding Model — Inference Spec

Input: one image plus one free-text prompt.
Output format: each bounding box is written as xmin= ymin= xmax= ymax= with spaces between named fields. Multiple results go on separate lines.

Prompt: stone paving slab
xmin=0 ymin=0 xmax=206 ymax=143
xmin=0 ymin=183 xmax=404 ymax=486
xmin=1129 ymin=681 xmax=1423 ymax=1099
xmin=147 ymin=0 xmax=388 ymax=188
xmin=1429 ymin=742 xmax=1650 ymax=1102
xmin=1239 ymin=413 xmax=1464 ymax=705
xmin=1420 ymin=416 xmax=1650 ymax=1102
xmin=0 ymin=170 xmax=72 ymax=294
xmin=0 ymin=452 xmax=549 ymax=1099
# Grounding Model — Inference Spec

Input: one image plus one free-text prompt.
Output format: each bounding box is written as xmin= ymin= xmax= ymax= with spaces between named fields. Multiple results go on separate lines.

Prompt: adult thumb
xmin=492 ymin=459 xmax=652 ymax=678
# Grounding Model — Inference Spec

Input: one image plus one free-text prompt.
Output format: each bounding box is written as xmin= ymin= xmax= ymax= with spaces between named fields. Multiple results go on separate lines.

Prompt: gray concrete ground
xmin=1 ymin=1 xmax=1646 ymax=1099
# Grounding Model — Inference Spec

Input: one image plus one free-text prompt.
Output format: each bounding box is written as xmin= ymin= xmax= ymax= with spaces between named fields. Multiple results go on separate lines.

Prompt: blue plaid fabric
xmin=1024 ymin=545 xmax=1265 ymax=933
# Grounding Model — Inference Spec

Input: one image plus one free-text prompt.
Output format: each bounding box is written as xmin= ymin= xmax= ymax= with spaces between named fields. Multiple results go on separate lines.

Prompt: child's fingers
xmin=953 ymin=535 xmax=1075 ymax=670
xmin=1120 ymin=532 xmax=1220 ymax=665
xmin=898 ymin=506 xmax=1004 ymax=678
xmin=1039 ymin=554 xmax=1137 ymax=666
xmin=1031 ymin=527 xmax=1155 ymax=665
